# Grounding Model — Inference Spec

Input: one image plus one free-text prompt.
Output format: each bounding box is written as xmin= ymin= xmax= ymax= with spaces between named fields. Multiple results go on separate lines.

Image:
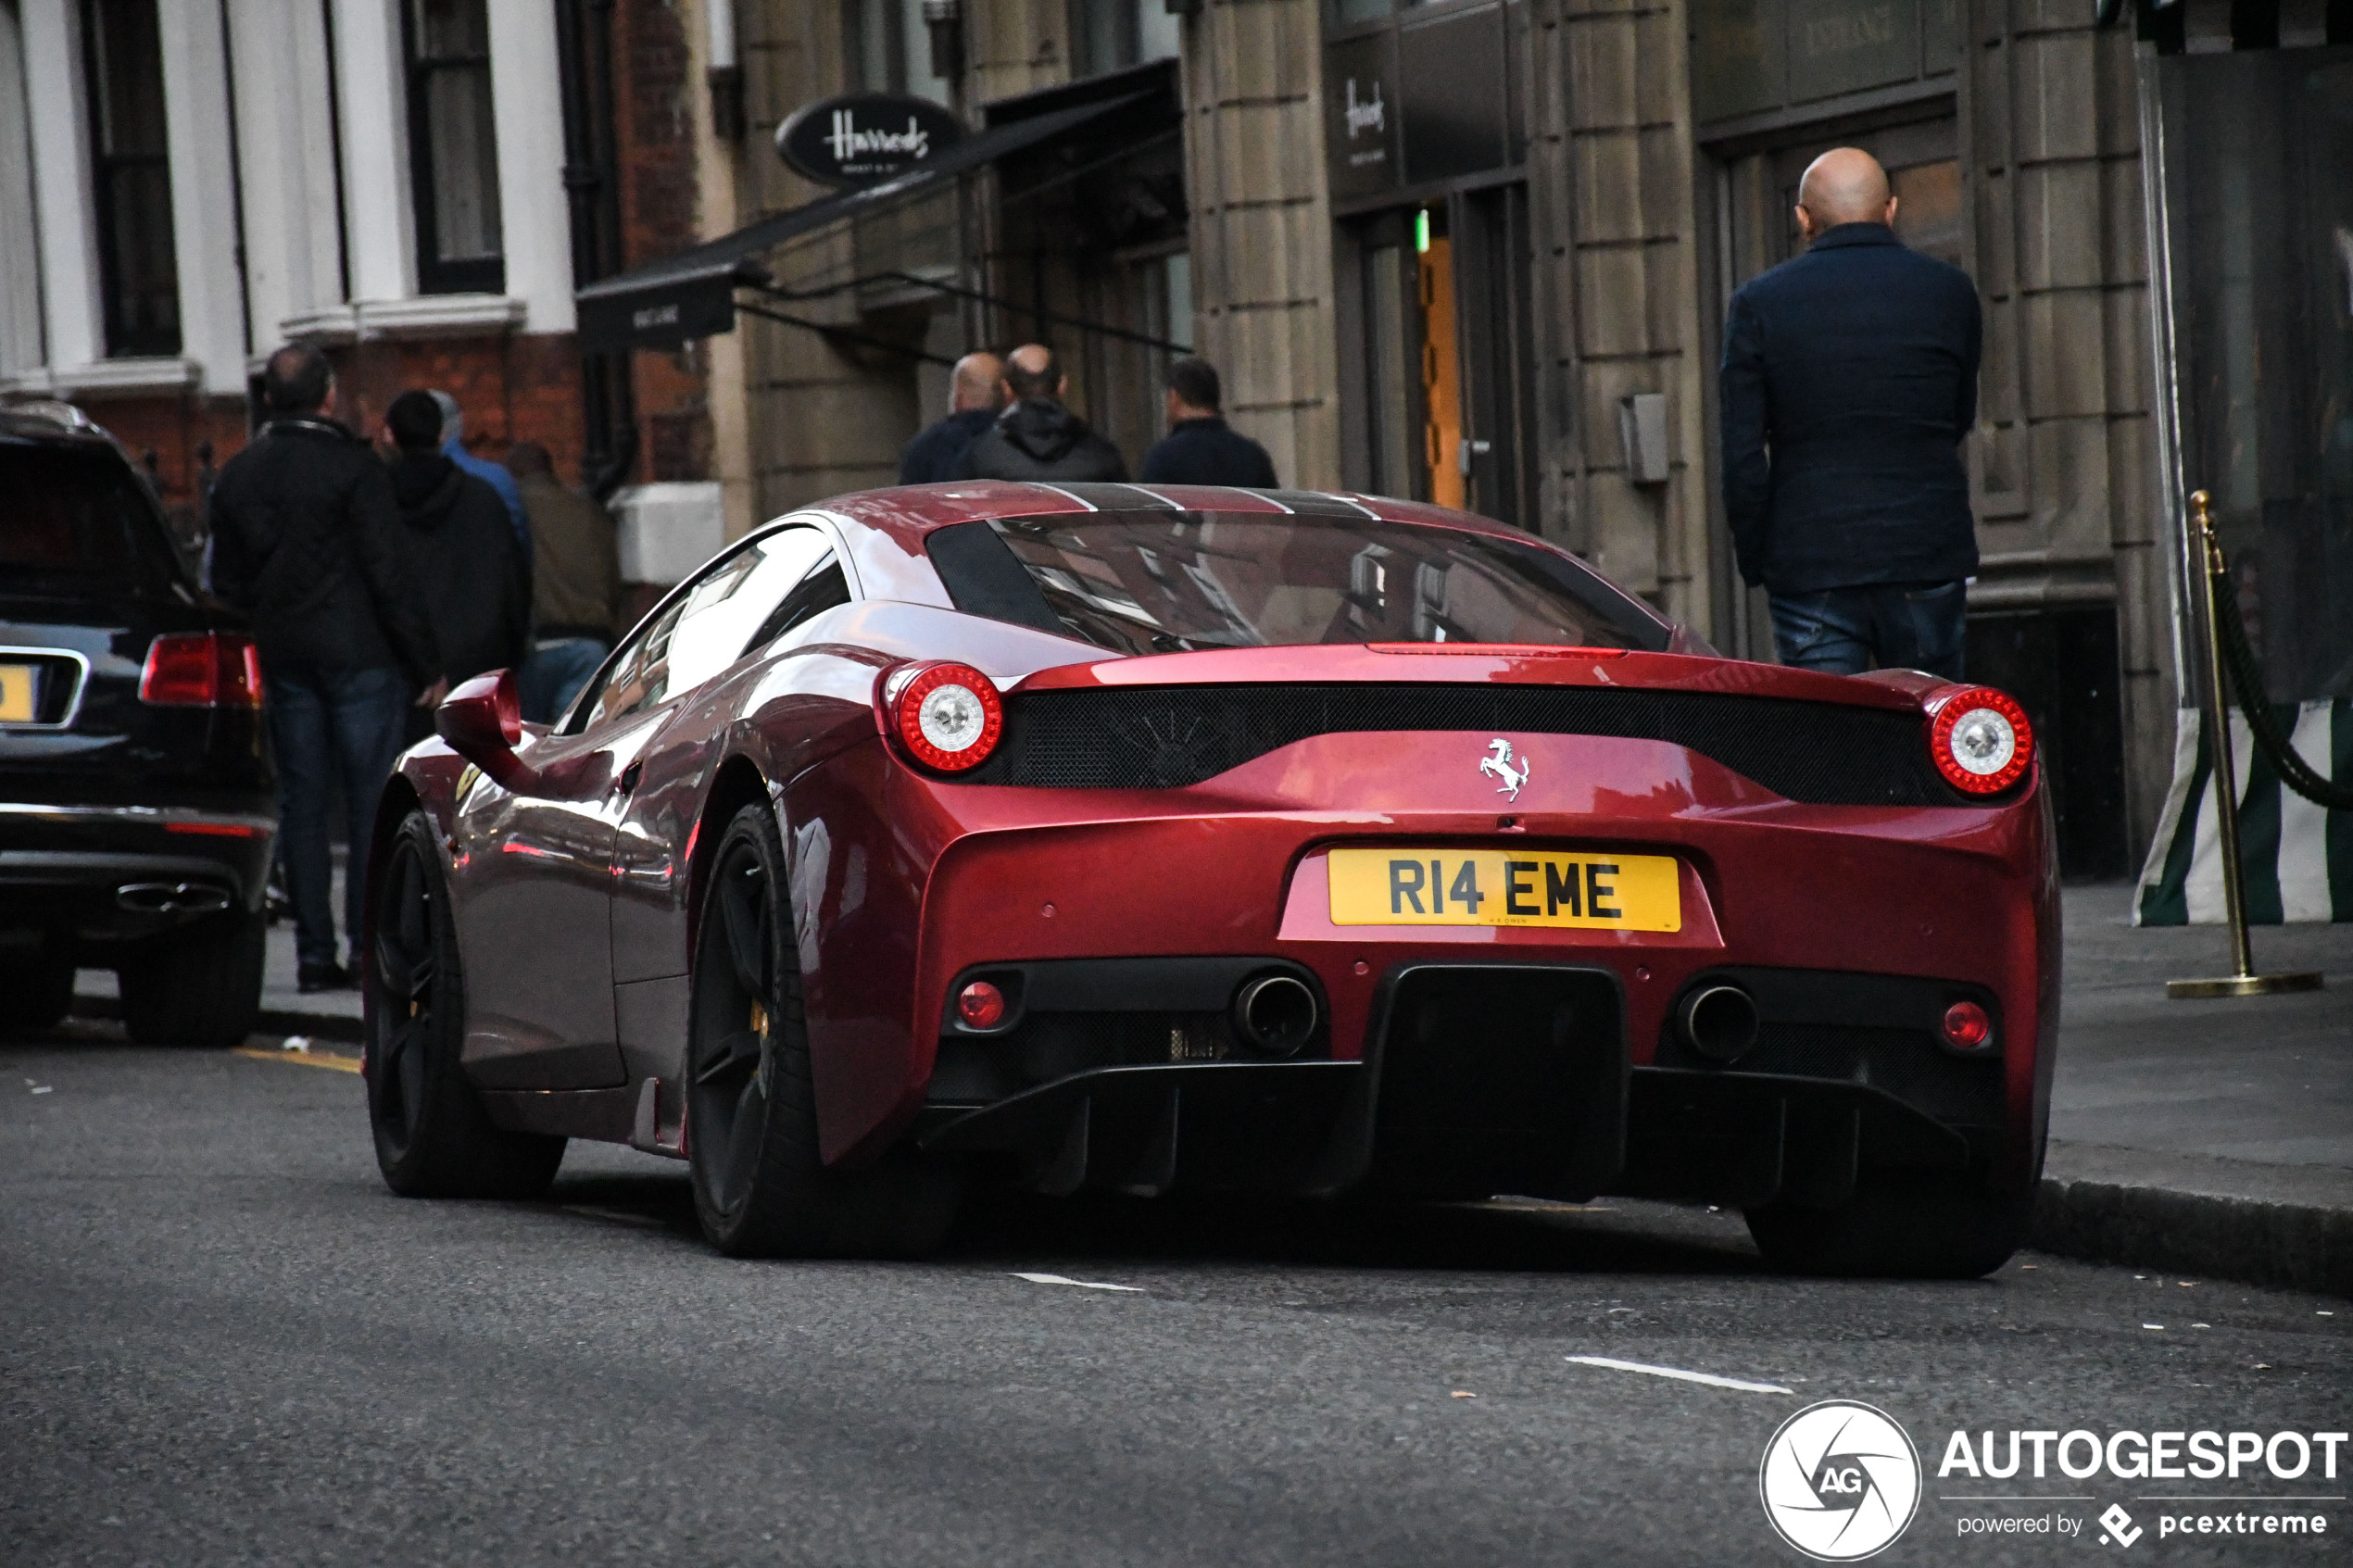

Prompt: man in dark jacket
xmin=1139 ymin=357 xmax=1277 ymax=487
xmin=385 ymin=390 xmax=530 ymax=711
xmin=953 ymin=344 xmax=1128 ymax=483
xmin=1719 ymin=146 xmax=1981 ymax=680
xmin=898 ymin=352 xmax=1003 ymax=483
xmin=208 ymin=344 xmax=446 ymax=990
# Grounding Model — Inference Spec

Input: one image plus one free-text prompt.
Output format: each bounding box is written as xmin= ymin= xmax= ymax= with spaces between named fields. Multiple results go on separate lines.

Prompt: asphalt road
xmin=5 ymin=1024 xmax=2347 ymax=1566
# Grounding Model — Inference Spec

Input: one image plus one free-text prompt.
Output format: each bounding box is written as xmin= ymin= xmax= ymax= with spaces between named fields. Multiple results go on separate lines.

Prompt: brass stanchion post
xmin=2166 ymin=490 xmax=2323 ymax=999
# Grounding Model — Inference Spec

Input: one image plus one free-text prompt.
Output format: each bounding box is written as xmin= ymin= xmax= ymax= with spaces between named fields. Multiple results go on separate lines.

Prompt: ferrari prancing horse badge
xmin=1478 ymin=737 xmax=1529 ymax=801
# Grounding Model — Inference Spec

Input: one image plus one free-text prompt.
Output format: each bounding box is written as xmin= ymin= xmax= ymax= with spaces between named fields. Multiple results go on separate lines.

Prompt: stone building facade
xmin=673 ymin=0 xmax=2183 ymax=872
xmin=598 ymin=0 xmax=2345 ymax=878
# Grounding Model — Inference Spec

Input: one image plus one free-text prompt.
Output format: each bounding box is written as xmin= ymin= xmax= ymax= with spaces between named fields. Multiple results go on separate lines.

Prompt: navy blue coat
xmin=1719 ymin=223 xmax=1982 ymax=595
xmin=1139 ymin=417 xmax=1277 ymax=488
xmin=899 ymin=408 xmax=998 ymax=485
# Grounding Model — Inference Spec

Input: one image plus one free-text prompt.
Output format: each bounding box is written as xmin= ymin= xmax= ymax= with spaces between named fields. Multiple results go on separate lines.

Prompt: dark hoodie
xmin=391 ymin=451 xmax=531 ymax=685
xmin=952 ymin=396 xmax=1129 ymax=483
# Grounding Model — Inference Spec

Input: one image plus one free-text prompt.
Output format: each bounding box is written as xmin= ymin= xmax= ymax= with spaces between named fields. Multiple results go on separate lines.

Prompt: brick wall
xmin=72 ymin=333 xmax=592 ymax=524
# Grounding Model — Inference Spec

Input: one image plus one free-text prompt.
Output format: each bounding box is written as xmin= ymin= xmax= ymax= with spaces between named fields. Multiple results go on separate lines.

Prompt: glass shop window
xmin=404 ymin=0 xmax=504 ymax=295
xmin=81 ymin=0 xmax=180 ymax=358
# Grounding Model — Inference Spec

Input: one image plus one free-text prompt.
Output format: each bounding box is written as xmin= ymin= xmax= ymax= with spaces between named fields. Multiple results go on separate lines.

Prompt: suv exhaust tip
xmin=117 ymin=882 xmax=232 ymax=916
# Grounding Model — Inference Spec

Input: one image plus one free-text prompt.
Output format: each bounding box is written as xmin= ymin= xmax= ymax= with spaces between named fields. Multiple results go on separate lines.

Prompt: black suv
xmin=0 ymin=401 xmax=271 ymax=1046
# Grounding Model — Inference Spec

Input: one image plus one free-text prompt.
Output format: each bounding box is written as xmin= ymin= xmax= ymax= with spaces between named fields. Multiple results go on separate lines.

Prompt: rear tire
xmin=119 ymin=909 xmax=264 ymax=1047
xmin=1745 ymin=1174 xmax=2027 ymax=1279
xmin=365 ymin=810 xmax=564 ymax=1199
xmin=686 ymin=803 xmax=960 ymax=1259
xmin=0 ymin=942 xmax=75 ymax=1035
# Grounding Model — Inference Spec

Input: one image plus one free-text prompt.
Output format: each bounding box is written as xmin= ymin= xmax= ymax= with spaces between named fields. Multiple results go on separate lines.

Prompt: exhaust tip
xmin=1232 ymin=973 xmax=1318 ymax=1058
xmin=1678 ymin=983 xmax=1759 ymax=1064
xmin=117 ymin=882 xmax=232 ymax=916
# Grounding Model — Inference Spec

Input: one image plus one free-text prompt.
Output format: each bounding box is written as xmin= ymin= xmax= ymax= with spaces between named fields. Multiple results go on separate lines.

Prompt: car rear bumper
xmin=0 ymin=802 xmax=274 ymax=944
xmin=917 ymin=960 xmax=2006 ymax=1207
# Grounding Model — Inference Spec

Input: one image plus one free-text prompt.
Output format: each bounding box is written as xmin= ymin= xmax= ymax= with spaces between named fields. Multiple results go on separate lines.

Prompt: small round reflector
xmin=893 ymin=662 xmax=1003 ymax=771
xmin=1930 ymin=685 xmax=2033 ymax=794
xmin=1940 ymin=999 xmax=1992 ymax=1050
xmin=957 ymin=980 xmax=1006 ymax=1031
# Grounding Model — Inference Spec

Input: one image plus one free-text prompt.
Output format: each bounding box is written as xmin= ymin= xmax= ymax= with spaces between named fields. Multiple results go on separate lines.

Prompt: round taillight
xmin=1930 ymin=685 xmax=2032 ymax=794
xmin=957 ymin=980 xmax=1006 ymax=1031
xmin=892 ymin=662 xmax=1003 ymax=771
xmin=1940 ymin=999 xmax=1992 ymax=1050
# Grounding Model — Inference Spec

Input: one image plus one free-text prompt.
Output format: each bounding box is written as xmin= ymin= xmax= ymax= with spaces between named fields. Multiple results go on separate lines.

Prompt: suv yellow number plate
xmin=1327 ymin=848 xmax=1680 ymax=932
xmin=0 ymin=665 xmax=34 ymax=722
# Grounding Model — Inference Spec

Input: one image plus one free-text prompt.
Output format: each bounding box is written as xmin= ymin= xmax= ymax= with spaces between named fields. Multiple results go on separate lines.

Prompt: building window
xmin=847 ymin=0 xmax=950 ymax=103
xmin=81 ymin=0 xmax=179 ymax=358
xmin=403 ymin=0 xmax=502 ymax=295
xmin=1069 ymin=0 xmax=1179 ymax=78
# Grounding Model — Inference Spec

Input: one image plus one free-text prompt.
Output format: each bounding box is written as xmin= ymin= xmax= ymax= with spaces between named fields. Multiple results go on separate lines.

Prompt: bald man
xmin=899 ymin=351 xmax=1006 ymax=484
xmin=1720 ymin=146 xmax=1982 ymax=681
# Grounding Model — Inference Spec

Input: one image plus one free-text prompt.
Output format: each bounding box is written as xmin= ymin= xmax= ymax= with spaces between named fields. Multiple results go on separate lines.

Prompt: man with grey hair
xmin=427 ymin=388 xmax=529 ymax=565
xmin=899 ymin=351 xmax=1005 ymax=483
xmin=1719 ymin=145 xmax=1982 ymax=680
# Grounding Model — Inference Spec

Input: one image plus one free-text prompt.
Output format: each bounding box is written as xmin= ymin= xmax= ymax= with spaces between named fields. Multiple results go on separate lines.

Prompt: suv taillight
xmin=140 ymin=633 xmax=263 ymax=708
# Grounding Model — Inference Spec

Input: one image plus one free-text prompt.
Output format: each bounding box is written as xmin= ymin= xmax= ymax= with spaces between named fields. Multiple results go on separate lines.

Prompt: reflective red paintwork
xmin=375 ymin=482 xmax=2057 ymax=1201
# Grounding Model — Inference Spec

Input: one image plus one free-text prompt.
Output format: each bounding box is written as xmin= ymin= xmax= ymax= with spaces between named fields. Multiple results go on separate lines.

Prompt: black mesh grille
xmin=967 ymin=683 xmax=1967 ymax=805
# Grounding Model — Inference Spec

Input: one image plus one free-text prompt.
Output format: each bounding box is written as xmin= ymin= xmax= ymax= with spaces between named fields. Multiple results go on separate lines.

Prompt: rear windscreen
xmin=0 ymin=442 xmax=182 ymax=593
xmin=925 ymin=511 xmax=1669 ymax=656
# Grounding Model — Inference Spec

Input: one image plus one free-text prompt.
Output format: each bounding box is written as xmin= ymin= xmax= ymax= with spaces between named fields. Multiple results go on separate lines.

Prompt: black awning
xmin=575 ymin=94 xmax=1143 ymax=355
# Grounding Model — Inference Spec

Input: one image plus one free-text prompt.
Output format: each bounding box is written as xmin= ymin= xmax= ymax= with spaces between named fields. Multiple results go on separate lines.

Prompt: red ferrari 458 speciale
xmin=364 ymin=481 xmax=2055 ymax=1275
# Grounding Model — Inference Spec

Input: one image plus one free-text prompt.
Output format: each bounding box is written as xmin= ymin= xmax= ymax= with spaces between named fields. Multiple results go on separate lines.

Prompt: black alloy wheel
xmin=686 ymin=803 xmax=959 ymax=1258
xmin=0 ymin=939 xmax=75 ymax=1036
xmin=365 ymin=810 xmax=564 ymax=1199
xmin=118 ymin=908 xmax=265 ymax=1047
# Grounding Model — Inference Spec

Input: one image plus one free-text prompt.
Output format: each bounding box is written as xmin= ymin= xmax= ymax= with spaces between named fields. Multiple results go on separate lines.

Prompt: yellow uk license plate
xmin=0 ymin=664 xmax=34 ymax=722
xmin=1327 ymin=847 xmax=1682 ymax=932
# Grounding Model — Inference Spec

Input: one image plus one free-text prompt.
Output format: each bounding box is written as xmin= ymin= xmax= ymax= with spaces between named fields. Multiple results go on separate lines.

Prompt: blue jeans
xmin=517 ymin=638 xmax=610 ymax=725
xmin=265 ymin=662 xmax=410 ymax=970
xmin=1768 ymin=581 xmax=1968 ymax=681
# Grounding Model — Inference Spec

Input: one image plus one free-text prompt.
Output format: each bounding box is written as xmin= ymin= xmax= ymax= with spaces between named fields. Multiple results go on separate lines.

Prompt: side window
xmin=741 ymin=554 xmax=851 ymax=657
xmin=565 ymin=528 xmax=835 ymax=734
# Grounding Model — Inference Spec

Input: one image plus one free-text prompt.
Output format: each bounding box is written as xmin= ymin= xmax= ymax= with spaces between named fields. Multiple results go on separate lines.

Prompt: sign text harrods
xmin=775 ymin=94 xmax=966 ymax=188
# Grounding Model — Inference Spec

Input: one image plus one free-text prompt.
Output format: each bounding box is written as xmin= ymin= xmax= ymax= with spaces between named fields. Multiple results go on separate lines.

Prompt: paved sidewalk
xmin=2036 ymin=882 xmax=2351 ymax=1292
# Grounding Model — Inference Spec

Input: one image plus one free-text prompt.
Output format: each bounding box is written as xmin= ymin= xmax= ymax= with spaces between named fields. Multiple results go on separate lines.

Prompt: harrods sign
xmin=775 ymin=94 xmax=965 ymax=188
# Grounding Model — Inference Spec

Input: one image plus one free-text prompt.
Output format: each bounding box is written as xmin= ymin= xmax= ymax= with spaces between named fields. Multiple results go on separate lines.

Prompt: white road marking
xmin=1564 ymin=1355 xmax=1792 ymax=1395
xmin=1013 ymin=1272 xmax=1142 ymax=1293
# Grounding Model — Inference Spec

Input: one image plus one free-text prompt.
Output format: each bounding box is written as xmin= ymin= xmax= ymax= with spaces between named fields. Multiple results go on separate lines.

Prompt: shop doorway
xmin=1344 ymin=187 xmax=1537 ymax=527
xmin=1418 ymin=217 xmax=1461 ymax=510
